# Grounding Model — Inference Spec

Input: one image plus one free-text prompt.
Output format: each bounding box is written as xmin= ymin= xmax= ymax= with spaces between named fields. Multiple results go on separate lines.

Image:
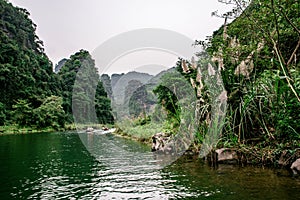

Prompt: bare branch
xmin=287 ymin=38 xmax=300 ymax=66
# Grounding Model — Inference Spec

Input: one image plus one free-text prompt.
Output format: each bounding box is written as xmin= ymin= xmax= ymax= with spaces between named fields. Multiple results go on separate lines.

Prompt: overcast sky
xmin=9 ymin=0 xmax=234 ymax=74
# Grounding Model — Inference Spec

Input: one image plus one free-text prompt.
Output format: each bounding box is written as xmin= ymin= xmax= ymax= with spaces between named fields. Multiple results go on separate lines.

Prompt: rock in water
xmin=291 ymin=158 xmax=300 ymax=175
xmin=151 ymin=132 xmax=168 ymax=152
xmin=215 ymin=148 xmax=238 ymax=164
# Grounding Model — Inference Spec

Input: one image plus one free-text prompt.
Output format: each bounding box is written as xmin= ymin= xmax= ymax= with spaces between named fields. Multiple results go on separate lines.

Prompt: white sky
xmin=9 ymin=0 xmax=234 ymax=75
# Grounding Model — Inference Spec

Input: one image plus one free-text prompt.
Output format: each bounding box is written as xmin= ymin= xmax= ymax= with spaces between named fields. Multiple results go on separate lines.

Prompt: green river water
xmin=0 ymin=132 xmax=299 ymax=199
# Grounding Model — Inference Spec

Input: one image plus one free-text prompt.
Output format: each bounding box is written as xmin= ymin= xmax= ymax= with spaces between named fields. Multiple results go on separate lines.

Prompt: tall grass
xmin=220 ymin=68 xmax=300 ymax=149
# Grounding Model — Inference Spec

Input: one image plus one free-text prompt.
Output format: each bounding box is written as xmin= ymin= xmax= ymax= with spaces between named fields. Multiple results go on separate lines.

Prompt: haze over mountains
xmin=101 ymin=68 xmax=175 ymax=101
xmin=99 ymin=68 xmax=176 ymax=120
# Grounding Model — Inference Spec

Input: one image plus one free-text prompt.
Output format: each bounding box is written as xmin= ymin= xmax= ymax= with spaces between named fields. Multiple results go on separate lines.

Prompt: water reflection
xmin=1 ymin=132 xmax=300 ymax=199
xmin=79 ymin=132 xmax=200 ymax=199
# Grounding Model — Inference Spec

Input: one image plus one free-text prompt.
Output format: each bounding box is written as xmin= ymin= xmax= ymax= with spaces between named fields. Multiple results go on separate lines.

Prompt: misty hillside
xmin=110 ymin=71 xmax=153 ymax=104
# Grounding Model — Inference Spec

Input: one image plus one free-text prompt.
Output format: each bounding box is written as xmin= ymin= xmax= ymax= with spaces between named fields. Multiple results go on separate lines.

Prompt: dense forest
xmin=204 ymin=0 xmax=300 ymax=149
xmin=114 ymin=0 xmax=300 ymax=165
xmin=0 ymin=0 xmax=113 ymax=131
xmin=152 ymin=0 xmax=300 ymax=165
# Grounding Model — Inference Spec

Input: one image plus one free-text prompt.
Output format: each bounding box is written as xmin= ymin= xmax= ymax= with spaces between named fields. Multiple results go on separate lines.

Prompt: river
xmin=0 ymin=132 xmax=299 ymax=199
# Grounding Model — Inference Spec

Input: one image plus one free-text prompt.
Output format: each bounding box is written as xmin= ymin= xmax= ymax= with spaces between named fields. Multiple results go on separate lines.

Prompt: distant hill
xmin=111 ymin=71 xmax=153 ymax=104
xmin=111 ymin=73 xmax=124 ymax=89
xmin=147 ymin=67 xmax=176 ymax=85
xmin=103 ymin=68 xmax=177 ymax=119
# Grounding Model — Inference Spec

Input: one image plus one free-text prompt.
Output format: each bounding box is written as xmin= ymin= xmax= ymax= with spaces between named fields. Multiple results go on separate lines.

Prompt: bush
xmin=33 ymin=96 xmax=65 ymax=129
xmin=12 ymin=96 xmax=66 ymax=130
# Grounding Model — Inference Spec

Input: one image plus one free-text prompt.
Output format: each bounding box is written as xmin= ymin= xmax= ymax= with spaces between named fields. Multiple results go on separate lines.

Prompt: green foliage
xmin=12 ymin=96 xmax=65 ymax=130
xmin=128 ymin=84 xmax=155 ymax=118
xmin=153 ymin=85 xmax=180 ymax=119
xmin=152 ymin=69 xmax=201 ymax=140
xmin=95 ymin=84 xmax=114 ymax=124
xmin=0 ymin=1 xmax=114 ymax=130
xmin=12 ymin=99 xmax=33 ymax=127
xmin=116 ymin=119 xmax=163 ymax=142
xmin=204 ymin=0 xmax=300 ymax=144
xmin=132 ymin=115 xmax=151 ymax=126
xmin=58 ymin=50 xmax=90 ymax=120
xmin=152 ymin=71 xmax=185 ymax=126
xmin=59 ymin=49 xmax=114 ymax=124
xmin=254 ymin=69 xmax=300 ymax=140
xmin=0 ymin=102 xmax=6 ymax=125
xmin=33 ymin=96 xmax=65 ymax=129
xmin=0 ymin=0 xmax=62 ymax=126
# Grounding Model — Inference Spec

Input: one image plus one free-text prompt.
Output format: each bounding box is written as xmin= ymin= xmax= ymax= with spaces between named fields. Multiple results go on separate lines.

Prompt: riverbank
xmin=112 ymin=125 xmax=300 ymax=171
xmin=0 ymin=123 xmax=113 ymax=135
xmin=0 ymin=125 xmax=68 ymax=135
xmin=112 ymin=122 xmax=163 ymax=144
xmin=2 ymin=122 xmax=298 ymax=172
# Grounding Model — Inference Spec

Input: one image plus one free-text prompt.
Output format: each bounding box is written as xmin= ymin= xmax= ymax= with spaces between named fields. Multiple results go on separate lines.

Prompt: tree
xmin=0 ymin=102 xmax=6 ymax=125
xmin=0 ymin=0 xmax=62 ymax=125
xmin=33 ymin=96 xmax=65 ymax=129
xmin=95 ymin=81 xmax=114 ymax=124
xmin=11 ymin=96 xmax=65 ymax=129
xmin=12 ymin=99 xmax=33 ymax=127
xmin=152 ymin=71 xmax=188 ymax=125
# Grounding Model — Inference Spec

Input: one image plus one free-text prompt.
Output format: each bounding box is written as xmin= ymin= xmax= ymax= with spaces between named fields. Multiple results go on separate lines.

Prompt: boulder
xmin=215 ymin=148 xmax=238 ymax=164
xmin=151 ymin=132 xmax=169 ymax=152
xmin=151 ymin=132 xmax=192 ymax=155
xmin=291 ymin=158 xmax=300 ymax=175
